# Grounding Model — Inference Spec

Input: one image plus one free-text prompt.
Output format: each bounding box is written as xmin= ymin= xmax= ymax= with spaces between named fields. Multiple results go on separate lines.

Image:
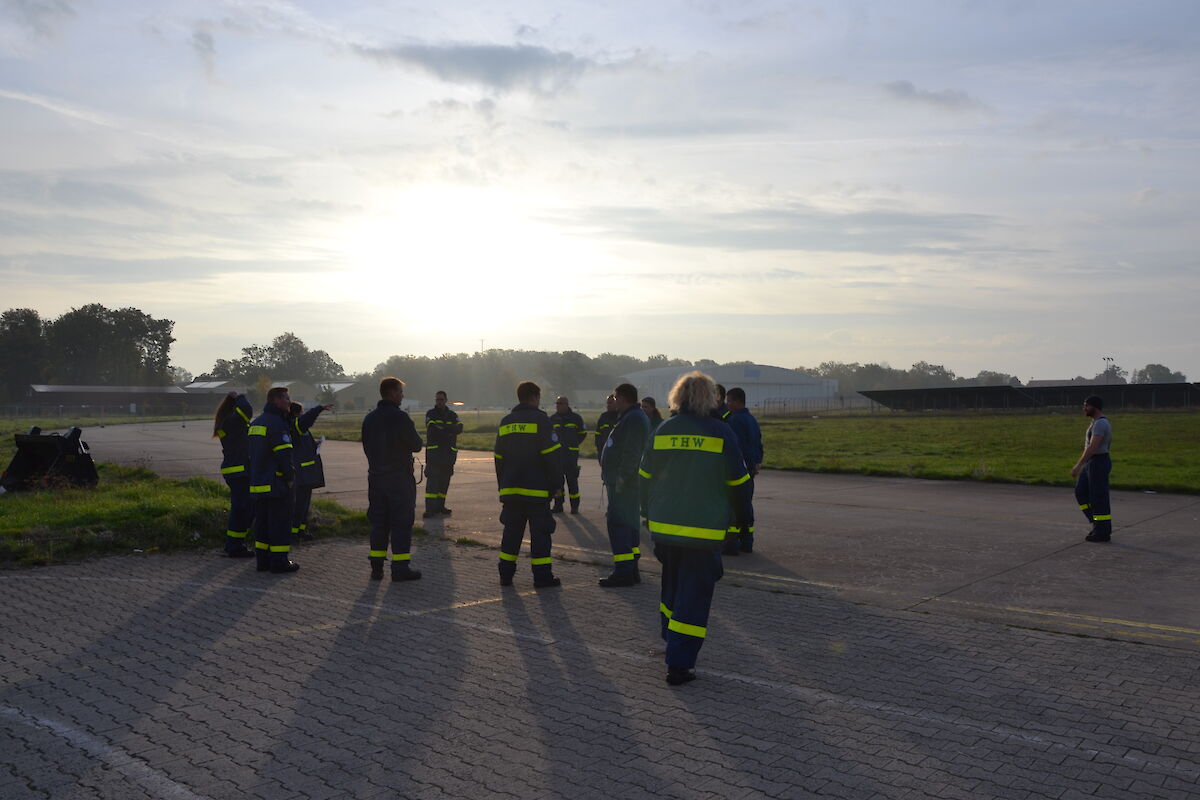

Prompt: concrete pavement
xmin=74 ymin=420 xmax=1200 ymax=646
xmin=2 ymin=420 xmax=1199 ymax=799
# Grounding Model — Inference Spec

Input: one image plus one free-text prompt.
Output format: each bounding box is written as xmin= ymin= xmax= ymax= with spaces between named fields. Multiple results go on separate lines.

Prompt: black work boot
xmin=666 ymin=668 xmax=697 ymax=686
xmin=369 ymin=559 xmax=384 ymax=580
xmin=533 ymin=575 xmax=562 ymax=589
xmin=269 ymin=560 xmax=300 ymax=574
xmin=570 ymin=501 xmax=580 ymax=515
xmin=392 ymin=565 xmax=422 ymax=582
xmin=599 ymin=571 xmax=637 ymax=588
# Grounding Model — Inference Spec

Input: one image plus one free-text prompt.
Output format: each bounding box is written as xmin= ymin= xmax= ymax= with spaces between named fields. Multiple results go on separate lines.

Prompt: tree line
xmin=0 ymin=305 xmax=178 ymax=402
xmin=797 ymin=360 xmax=1189 ymax=395
xmin=3 ymin=304 xmax=1189 ymax=407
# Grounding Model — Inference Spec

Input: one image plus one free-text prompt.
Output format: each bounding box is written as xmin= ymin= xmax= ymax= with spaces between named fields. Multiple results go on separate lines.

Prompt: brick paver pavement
xmin=3 ymin=535 xmax=1199 ymax=799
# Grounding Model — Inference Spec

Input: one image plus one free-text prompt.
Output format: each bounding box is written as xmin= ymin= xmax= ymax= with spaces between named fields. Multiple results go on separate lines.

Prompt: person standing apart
xmin=423 ymin=390 xmax=463 ymax=518
xmin=361 ymin=377 xmax=424 ymax=581
xmin=214 ymin=390 xmax=256 ymax=558
xmin=639 ymin=371 xmax=750 ymax=685
xmin=494 ymin=381 xmax=563 ymax=588
xmin=288 ymin=401 xmax=332 ymax=542
xmin=1071 ymin=394 xmax=1113 ymax=543
xmin=599 ymin=382 xmax=651 ymax=587
xmin=247 ymin=387 xmax=299 ymax=574
xmin=550 ymin=395 xmax=586 ymax=514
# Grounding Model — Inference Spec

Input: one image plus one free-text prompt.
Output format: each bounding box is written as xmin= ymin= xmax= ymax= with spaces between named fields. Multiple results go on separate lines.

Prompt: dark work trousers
xmin=1074 ymin=454 xmax=1112 ymax=536
xmin=733 ymin=475 xmax=755 ymax=551
xmin=555 ymin=451 xmax=581 ymax=510
xmin=498 ymin=502 xmax=557 ymax=581
xmin=424 ymin=462 xmax=452 ymax=513
xmin=223 ymin=475 xmax=255 ymax=554
xmin=656 ymin=543 xmax=723 ymax=670
xmin=253 ymin=494 xmax=292 ymax=569
xmin=292 ymin=485 xmax=313 ymax=538
xmin=605 ymin=480 xmax=641 ymax=575
xmin=368 ymin=472 xmax=417 ymax=570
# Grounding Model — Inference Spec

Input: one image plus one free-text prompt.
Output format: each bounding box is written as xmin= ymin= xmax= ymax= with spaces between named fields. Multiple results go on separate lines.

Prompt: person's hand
xmin=322 ymin=404 xmax=334 ymax=411
xmin=1069 ymin=465 xmax=1081 ymax=478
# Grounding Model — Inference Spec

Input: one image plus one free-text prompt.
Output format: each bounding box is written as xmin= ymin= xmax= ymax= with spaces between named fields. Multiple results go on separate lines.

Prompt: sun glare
xmin=333 ymin=187 xmax=585 ymax=325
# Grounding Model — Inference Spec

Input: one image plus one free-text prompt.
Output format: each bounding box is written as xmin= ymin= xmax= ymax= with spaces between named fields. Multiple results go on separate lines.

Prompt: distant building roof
xmin=31 ymin=385 xmax=188 ymax=395
xmin=1027 ymin=378 xmax=1115 ymax=387
xmin=622 ymin=363 xmax=828 ymax=386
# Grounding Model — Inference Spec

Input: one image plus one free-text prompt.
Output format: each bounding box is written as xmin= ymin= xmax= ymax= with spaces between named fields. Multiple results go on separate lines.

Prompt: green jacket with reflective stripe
xmin=493 ymin=403 xmax=562 ymax=503
xmin=247 ymin=403 xmax=295 ymax=498
xmin=638 ymin=411 xmax=751 ymax=551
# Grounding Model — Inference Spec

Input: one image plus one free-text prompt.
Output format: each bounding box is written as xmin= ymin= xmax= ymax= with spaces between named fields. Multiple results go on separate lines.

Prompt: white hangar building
xmin=620 ymin=364 xmax=837 ymax=411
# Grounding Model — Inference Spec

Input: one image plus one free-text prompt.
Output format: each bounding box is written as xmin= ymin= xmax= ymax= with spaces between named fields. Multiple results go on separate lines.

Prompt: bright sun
xmin=332 ymin=186 xmax=586 ymax=325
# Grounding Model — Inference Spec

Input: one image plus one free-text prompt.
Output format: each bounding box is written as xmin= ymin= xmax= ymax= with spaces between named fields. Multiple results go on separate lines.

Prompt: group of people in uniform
xmin=213 ymin=370 xmax=765 ymax=685
xmin=213 ymin=388 xmax=330 ymax=572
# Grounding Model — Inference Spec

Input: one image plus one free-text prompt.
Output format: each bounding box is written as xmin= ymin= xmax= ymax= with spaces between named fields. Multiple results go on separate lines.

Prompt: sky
xmin=1 ymin=0 xmax=1197 ymax=382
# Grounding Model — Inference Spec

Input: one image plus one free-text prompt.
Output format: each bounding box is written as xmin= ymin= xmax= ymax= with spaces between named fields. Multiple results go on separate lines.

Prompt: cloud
xmin=883 ymin=80 xmax=988 ymax=112
xmin=581 ymin=118 xmax=787 ymax=138
xmin=3 ymin=0 xmax=75 ymax=39
xmin=191 ymin=28 xmax=216 ymax=76
xmin=352 ymin=42 xmax=593 ymax=95
xmin=552 ymin=202 xmax=1011 ymax=256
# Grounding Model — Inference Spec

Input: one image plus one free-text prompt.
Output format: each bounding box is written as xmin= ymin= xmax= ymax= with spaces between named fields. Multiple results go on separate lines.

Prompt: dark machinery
xmin=0 ymin=426 xmax=99 ymax=492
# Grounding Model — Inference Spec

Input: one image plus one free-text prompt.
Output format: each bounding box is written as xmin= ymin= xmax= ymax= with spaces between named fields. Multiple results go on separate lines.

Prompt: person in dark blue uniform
xmin=423 ymin=390 xmax=463 ymax=518
xmin=247 ymin=387 xmax=299 ymax=574
xmin=639 ymin=371 xmax=750 ymax=685
xmin=214 ymin=390 xmax=256 ymax=558
xmin=711 ymin=383 xmax=731 ymax=421
xmin=494 ymin=381 xmax=562 ymax=588
xmin=288 ymin=400 xmax=332 ymax=542
xmin=724 ymin=387 xmax=763 ymax=554
xmin=361 ymin=377 xmax=424 ymax=581
xmin=594 ymin=394 xmax=618 ymax=462
xmin=1071 ymin=395 xmax=1114 ymax=543
xmin=599 ymin=382 xmax=650 ymax=587
xmin=550 ymin=395 xmax=586 ymax=514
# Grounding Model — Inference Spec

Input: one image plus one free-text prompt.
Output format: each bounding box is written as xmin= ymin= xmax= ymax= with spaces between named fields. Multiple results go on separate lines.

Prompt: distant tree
xmin=0 ymin=308 xmax=47 ymax=401
xmin=1094 ymin=363 xmax=1129 ymax=384
xmin=1132 ymin=363 xmax=1187 ymax=384
xmin=968 ymin=370 xmax=1022 ymax=387
xmin=250 ymin=375 xmax=273 ymax=407
xmin=199 ymin=332 xmax=345 ymax=384
xmin=45 ymin=304 xmax=175 ymax=385
xmin=694 ymin=358 xmax=719 ymax=369
xmin=169 ymin=366 xmax=193 ymax=386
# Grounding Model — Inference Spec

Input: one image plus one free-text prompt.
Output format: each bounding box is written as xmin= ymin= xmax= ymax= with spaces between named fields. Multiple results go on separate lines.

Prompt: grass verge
xmin=0 ymin=463 xmax=370 ymax=567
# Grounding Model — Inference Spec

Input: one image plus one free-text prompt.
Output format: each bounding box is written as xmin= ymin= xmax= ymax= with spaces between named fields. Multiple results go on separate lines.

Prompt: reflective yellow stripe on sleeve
xmin=726 ymin=473 xmax=750 ymax=487
xmin=237 ymin=407 xmax=251 ymax=423
xmin=638 ymin=469 xmax=652 ymax=479
xmin=540 ymin=443 xmax=561 ymax=455
xmin=249 ymin=485 xmax=272 ymax=493
xmin=300 ymin=460 xmax=315 ymax=467
xmin=273 ymin=443 xmax=292 ymax=452
xmin=248 ymin=425 xmax=267 ymax=436
xmin=220 ymin=465 xmax=245 ymax=475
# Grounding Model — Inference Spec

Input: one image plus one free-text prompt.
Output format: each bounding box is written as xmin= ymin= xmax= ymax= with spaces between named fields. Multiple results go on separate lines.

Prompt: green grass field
xmin=316 ymin=408 xmax=1200 ymax=494
xmin=0 ymin=463 xmax=369 ymax=567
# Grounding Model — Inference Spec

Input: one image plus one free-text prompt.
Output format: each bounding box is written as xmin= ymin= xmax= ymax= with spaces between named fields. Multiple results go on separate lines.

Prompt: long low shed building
xmin=859 ymin=382 xmax=1200 ymax=412
xmin=621 ymin=364 xmax=837 ymax=410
